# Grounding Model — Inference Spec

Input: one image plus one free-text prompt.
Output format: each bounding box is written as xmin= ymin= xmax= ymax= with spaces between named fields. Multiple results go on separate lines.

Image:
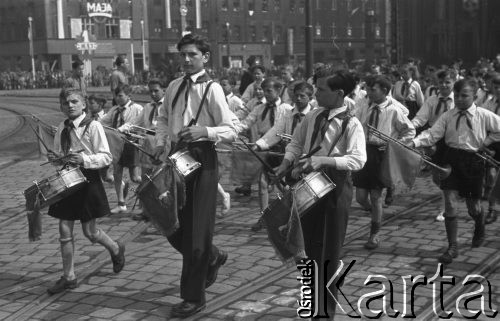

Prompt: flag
xmin=230 ymin=150 xmax=263 ymax=185
xmin=36 ymin=122 xmax=56 ymax=156
xmin=103 ymin=127 xmax=125 ymax=166
xmin=379 ymin=140 xmax=423 ymax=189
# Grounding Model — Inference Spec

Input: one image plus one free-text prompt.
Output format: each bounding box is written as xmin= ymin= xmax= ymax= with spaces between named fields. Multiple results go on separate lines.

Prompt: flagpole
xmin=28 ymin=16 xmax=36 ymax=82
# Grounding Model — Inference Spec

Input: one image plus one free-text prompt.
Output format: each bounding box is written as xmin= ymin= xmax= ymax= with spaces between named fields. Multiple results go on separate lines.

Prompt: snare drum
xmin=292 ymin=171 xmax=336 ymax=215
xmin=169 ymin=149 xmax=201 ymax=177
xmin=23 ymin=167 xmax=88 ymax=211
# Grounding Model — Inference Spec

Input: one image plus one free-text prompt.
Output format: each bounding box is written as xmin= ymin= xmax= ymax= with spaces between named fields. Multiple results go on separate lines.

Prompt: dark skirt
xmin=440 ymin=147 xmax=485 ymax=199
xmin=48 ymin=168 xmax=110 ymax=222
xmin=118 ymin=141 xmax=140 ymax=167
xmin=352 ymin=144 xmax=387 ymax=190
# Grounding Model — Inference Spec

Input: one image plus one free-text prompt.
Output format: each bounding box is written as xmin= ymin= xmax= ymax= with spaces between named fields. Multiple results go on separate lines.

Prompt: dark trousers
xmin=300 ymin=169 xmax=353 ymax=318
xmin=166 ymin=141 xmax=220 ymax=304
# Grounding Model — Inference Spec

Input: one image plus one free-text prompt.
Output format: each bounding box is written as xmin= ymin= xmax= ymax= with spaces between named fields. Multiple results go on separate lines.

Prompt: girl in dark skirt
xmin=45 ymin=88 xmax=125 ymax=295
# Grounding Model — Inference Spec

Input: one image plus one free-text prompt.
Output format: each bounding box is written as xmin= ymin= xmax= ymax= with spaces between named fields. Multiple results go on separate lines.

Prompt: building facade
xmin=0 ymin=0 xmax=389 ymax=74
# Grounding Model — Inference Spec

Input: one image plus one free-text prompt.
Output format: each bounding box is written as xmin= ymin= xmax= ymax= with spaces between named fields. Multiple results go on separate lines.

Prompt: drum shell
xmin=169 ymin=149 xmax=201 ymax=177
xmin=24 ymin=167 xmax=87 ymax=211
xmin=292 ymin=171 xmax=336 ymax=215
xmin=136 ymin=165 xmax=179 ymax=236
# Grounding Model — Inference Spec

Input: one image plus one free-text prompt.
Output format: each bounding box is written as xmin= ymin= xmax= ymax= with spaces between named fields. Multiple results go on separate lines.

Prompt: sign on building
xmin=87 ymin=2 xmax=113 ymax=19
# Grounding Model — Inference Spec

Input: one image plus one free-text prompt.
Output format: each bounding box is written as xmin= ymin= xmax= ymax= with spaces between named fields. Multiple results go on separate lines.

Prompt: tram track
xmin=188 ymin=193 xmax=443 ymax=320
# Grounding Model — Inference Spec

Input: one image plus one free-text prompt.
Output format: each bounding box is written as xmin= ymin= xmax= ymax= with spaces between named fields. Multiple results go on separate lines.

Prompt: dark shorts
xmin=117 ymin=142 xmax=140 ymax=168
xmin=352 ymin=144 xmax=387 ymax=190
xmin=48 ymin=168 xmax=110 ymax=222
xmin=440 ymin=147 xmax=485 ymax=199
xmin=405 ymin=100 xmax=420 ymax=120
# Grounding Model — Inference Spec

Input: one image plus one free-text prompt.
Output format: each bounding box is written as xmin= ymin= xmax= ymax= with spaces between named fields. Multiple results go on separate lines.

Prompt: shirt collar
xmin=186 ymin=69 xmax=206 ymax=82
xmin=152 ymin=98 xmax=163 ymax=105
xmin=119 ymin=100 xmax=132 ymax=109
xmin=327 ymin=105 xmax=348 ymax=120
xmin=226 ymin=92 xmax=234 ymax=100
xmin=406 ymin=78 xmax=413 ymax=84
xmin=370 ymin=97 xmax=390 ymax=110
xmin=455 ymin=103 xmax=477 ymax=116
xmin=438 ymin=92 xmax=454 ymax=101
xmin=72 ymin=112 xmax=87 ymax=127
xmin=292 ymin=103 xmax=312 ymax=116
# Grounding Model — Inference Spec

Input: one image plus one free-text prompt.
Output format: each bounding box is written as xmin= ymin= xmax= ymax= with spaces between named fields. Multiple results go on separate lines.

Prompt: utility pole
xmin=305 ymin=0 xmax=313 ymax=78
xmin=128 ymin=0 xmax=135 ymax=75
xmin=28 ymin=16 xmax=36 ymax=81
xmin=226 ymin=22 xmax=231 ymax=68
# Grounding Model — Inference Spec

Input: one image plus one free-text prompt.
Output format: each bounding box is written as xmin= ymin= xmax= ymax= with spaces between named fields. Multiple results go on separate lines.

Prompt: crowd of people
xmin=36 ymin=31 xmax=500 ymax=319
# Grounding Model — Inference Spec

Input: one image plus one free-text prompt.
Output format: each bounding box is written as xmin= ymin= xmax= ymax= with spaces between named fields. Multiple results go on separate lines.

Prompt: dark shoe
xmin=472 ymin=217 xmax=486 ymax=248
xmin=364 ymin=233 xmax=380 ymax=250
xmin=485 ymin=209 xmax=498 ymax=225
xmin=250 ymin=218 xmax=264 ymax=232
xmin=132 ymin=213 xmax=149 ymax=221
xmin=170 ymin=300 xmax=206 ymax=318
xmin=206 ymin=251 xmax=228 ymax=288
xmin=47 ymin=276 xmax=77 ymax=295
xmin=235 ymin=185 xmax=251 ymax=196
xmin=111 ymin=242 xmax=125 ymax=273
xmin=438 ymin=247 xmax=458 ymax=264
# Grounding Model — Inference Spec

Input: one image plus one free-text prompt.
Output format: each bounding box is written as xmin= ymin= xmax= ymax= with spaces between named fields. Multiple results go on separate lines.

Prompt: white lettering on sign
xmin=76 ymin=42 xmax=98 ymax=52
xmin=87 ymin=2 xmax=113 ymax=18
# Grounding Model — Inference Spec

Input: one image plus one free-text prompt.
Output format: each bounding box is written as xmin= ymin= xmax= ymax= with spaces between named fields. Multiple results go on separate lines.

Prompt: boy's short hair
xmin=261 ymin=77 xmax=283 ymax=91
xmin=148 ymin=78 xmax=163 ymax=88
xmin=454 ymin=78 xmax=479 ymax=94
xmin=316 ymin=69 xmax=356 ymax=97
xmin=115 ymin=56 xmax=125 ymax=66
xmin=365 ymin=75 xmax=392 ymax=95
xmin=436 ymin=69 xmax=453 ymax=80
xmin=114 ymin=84 xmax=132 ymax=96
xmin=219 ymin=76 xmax=236 ymax=86
xmin=293 ymin=81 xmax=314 ymax=97
xmin=59 ymin=88 xmax=84 ymax=102
xmin=176 ymin=33 xmax=211 ymax=54
xmin=88 ymin=94 xmax=107 ymax=107
xmin=250 ymin=65 xmax=266 ymax=74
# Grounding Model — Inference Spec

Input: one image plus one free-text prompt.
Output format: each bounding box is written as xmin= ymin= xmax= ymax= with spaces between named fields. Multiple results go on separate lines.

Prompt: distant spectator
xmin=64 ymin=59 xmax=87 ymax=97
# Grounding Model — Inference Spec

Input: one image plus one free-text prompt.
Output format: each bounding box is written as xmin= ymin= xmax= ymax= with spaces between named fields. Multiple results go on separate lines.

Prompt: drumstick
xmin=277 ymin=146 xmax=322 ymax=181
xmin=39 ymin=149 xmax=85 ymax=166
xmin=119 ymin=135 xmax=157 ymax=160
xmin=28 ymin=122 xmax=53 ymax=153
xmin=238 ymin=137 xmax=288 ymax=189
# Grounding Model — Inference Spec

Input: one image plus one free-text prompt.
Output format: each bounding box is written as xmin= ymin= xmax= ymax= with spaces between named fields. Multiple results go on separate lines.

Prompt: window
xmin=201 ymin=21 xmax=209 ymax=35
xmin=262 ymin=25 xmax=271 ymax=42
xmin=81 ymin=17 xmax=96 ymax=35
xmin=233 ymin=0 xmax=240 ymax=11
xmin=249 ymin=25 xmax=256 ymax=41
xmin=262 ymin=0 xmax=268 ymax=12
xmin=222 ymin=24 xmax=229 ymax=41
xmin=331 ymin=0 xmax=337 ymax=10
xmin=299 ymin=0 xmax=305 ymax=13
xmin=221 ymin=0 xmax=228 ymax=11
xmin=315 ymin=23 xmax=321 ymax=38
xmin=375 ymin=24 xmax=381 ymax=38
xmin=275 ymin=26 xmax=282 ymax=42
xmin=331 ymin=22 xmax=336 ymax=38
xmin=105 ymin=18 xmax=119 ymax=39
xmin=274 ymin=0 xmax=280 ymax=11
xmin=233 ymin=25 xmax=241 ymax=41
xmin=172 ymin=20 xmax=180 ymax=35
xmin=346 ymin=0 xmax=352 ymax=13
xmin=346 ymin=23 xmax=352 ymax=37
xmin=154 ymin=19 xmax=163 ymax=35
xmin=290 ymin=0 xmax=295 ymax=12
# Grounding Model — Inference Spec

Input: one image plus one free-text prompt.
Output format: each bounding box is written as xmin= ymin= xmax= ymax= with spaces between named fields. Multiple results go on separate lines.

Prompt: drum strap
xmin=190 ymin=80 xmax=214 ymax=126
xmin=326 ymin=116 xmax=351 ymax=156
